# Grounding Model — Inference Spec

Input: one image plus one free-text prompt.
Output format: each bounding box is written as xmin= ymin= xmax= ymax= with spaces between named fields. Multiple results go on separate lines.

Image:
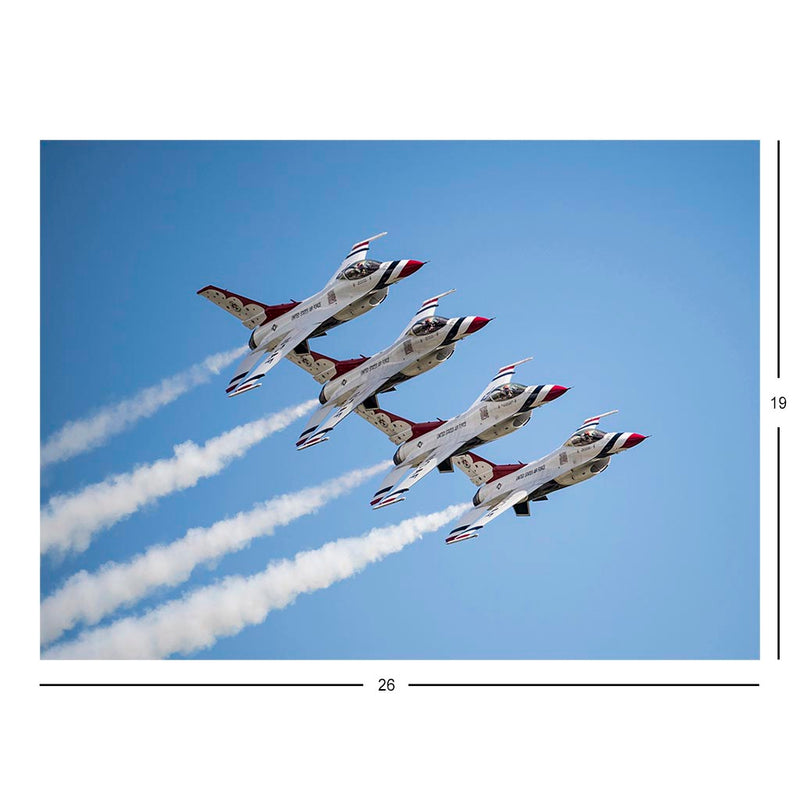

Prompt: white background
xmin=4 ymin=1 xmax=796 ymax=796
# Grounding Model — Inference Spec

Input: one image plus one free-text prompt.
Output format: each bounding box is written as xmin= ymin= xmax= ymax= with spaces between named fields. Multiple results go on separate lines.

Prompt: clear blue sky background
xmin=41 ymin=141 xmax=759 ymax=659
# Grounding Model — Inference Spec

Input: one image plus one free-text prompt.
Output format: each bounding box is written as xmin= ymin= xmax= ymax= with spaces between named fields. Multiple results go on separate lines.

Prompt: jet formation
xmin=198 ymin=233 xmax=424 ymax=397
xmin=199 ymin=232 xmax=647 ymax=544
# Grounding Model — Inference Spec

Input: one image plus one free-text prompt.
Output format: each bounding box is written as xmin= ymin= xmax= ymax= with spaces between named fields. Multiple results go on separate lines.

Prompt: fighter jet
xmin=287 ymin=290 xmax=491 ymax=449
xmin=445 ymin=410 xmax=648 ymax=544
xmin=357 ymin=358 xmax=569 ymax=509
xmin=197 ymin=233 xmax=425 ymax=397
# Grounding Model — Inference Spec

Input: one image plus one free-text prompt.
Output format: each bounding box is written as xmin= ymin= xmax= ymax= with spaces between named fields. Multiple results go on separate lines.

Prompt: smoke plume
xmin=41 ymin=399 xmax=317 ymax=556
xmin=43 ymin=504 xmax=469 ymax=659
xmin=40 ymin=462 xmax=391 ymax=644
xmin=41 ymin=346 xmax=247 ymax=467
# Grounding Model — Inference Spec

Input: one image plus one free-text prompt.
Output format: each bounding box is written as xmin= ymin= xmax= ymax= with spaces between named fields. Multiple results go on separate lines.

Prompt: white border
xmin=6 ymin=3 xmax=797 ymax=794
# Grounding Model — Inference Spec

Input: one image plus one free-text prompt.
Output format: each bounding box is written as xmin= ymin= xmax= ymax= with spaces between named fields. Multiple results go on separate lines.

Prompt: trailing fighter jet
xmin=197 ymin=233 xmax=425 ymax=397
xmin=445 ymin=410 xmax=648 ymax=544
xmin=357 ymin=359 xmax=569 ymax=509
xmin=287 ymin=290 xmax=491 ymax=449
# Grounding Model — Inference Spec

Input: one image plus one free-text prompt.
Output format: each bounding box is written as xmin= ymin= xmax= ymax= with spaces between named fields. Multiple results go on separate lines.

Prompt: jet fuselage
xmin=393 ymin=383 xmax=564 ymax=467
xmin=320 ymin=315 xmax=487 ymax=406
xmin=472 ymin=430 xmax=646 ymax=507
xmin=248 ymin=263 xmax=405 ymax=352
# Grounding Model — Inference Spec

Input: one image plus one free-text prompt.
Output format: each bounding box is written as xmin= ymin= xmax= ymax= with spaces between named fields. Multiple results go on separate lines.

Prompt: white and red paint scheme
xmin=197 ymin=232 xmax=425 ymax=397
xmin=357 ymin=358 xmax=569 ymax=509
xmin=445 ymin=410 xmax=647 ymax=544
xmin=287 ymin=290 xmax=491 ymax=449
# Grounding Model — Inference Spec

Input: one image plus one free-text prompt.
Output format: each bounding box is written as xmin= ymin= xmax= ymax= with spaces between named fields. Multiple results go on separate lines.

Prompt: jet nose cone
xmin=622 ymin=433 xmax=648 ymax=449
xmin=465 ymin=316 xmax=492 ymax=335
xmin=544 ymin=385 xmax=570 ymax=402
xmin=398 ymin=259 xmax=426 ymax=279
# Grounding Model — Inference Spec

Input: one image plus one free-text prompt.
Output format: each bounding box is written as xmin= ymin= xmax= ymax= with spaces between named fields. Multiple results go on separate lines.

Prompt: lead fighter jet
xmin=197 ymin=232 xmax=425 ymax=397
xmin=287 ymin=290 xmax=491 ymax=449
xmin=445 ymin=410 xmax=648 ymax=544
xmin=356 ymin=358 xmax=569 ymax=509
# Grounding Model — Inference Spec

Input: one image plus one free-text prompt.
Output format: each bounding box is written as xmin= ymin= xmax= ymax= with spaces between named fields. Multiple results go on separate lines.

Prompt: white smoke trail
xmin=40 ymin=461 xmax=392 ymax=645
xmin=41 ymin=345 xmax=247 ymax=467
xmin=40 ymin=399 xmax=318 ymax=557
xmin=43 ymin=504 xmax=470 ymax=659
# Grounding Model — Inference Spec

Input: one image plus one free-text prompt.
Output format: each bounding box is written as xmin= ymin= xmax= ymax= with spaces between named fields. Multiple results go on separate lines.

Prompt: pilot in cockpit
xmin=497 ymin=385 xmax=516 ymax=400
xmin=569 ymin=429 xmax=605 ymax=446
xmin=342 ymin=260 xmax=380 ymax=281
xmin=411 ymin=316 xmax=448 ymax=336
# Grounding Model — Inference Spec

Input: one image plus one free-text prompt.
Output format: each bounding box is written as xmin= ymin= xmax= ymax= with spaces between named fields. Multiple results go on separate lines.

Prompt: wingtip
xmin=371 ymin=495 xmax=405 ymax=509
xmin=445 ymin=530 xmax=480 ymax=544
xmin=227 ymin=382 xmax=262 ymax=397
xmin=296 ymin=436 xmax=329 ymax=451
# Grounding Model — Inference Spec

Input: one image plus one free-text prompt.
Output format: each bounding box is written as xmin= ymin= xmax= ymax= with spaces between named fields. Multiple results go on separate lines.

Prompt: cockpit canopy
xmin=410 ymin=316 xmax=448 ymax=337
xmin=481 ymin=382 xmax=526 ymax=402
xmin=338 ymin=260 xmax=381 ymax=281
xmin=567 ymin=429 xmax=606 ymax=447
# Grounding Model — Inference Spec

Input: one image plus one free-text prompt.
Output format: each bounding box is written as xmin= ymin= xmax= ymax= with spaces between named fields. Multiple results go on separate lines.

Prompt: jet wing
xmin=295 ymin=359 xmax=399 ymax=449
xmin=445 ymin=489 xmax=530 ymax=544
xmin=197 ymin=285 xmax=300 ymax=330
xmin=451 ymin=452 xmax=499 ymax=486
xmin=354 ymin=402 xmax=416 ymax=445
xmin=284 ymin=348 xmax=340 ymax=385
xmin=448 ymin=450 xmax=585 ymax=542
xmin=295 ymin=390 xmax=366 ymax=449
xmin=372 ymin=453 xmax=442 ymax=507
xmin=371 ymin=438 xmax=468 ymax=508
xmin=226 ymin=325 xmax=318 ymax=396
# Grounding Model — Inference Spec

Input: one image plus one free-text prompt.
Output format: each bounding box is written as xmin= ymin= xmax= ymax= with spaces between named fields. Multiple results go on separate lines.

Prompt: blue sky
xmin=40 ymin=141 xmax=759 ymax=659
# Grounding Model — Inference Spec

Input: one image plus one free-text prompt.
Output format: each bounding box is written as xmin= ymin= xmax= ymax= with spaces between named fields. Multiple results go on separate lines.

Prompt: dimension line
xmin=778 ymin=425 xmax=781 ymax=660
xmin=40 ymin=683 xmax=365 ymax=688
xmin=408 ymin=683 xmax=759 ymax=688
xmin=777 ymin=140 xmax=781 ymax=379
